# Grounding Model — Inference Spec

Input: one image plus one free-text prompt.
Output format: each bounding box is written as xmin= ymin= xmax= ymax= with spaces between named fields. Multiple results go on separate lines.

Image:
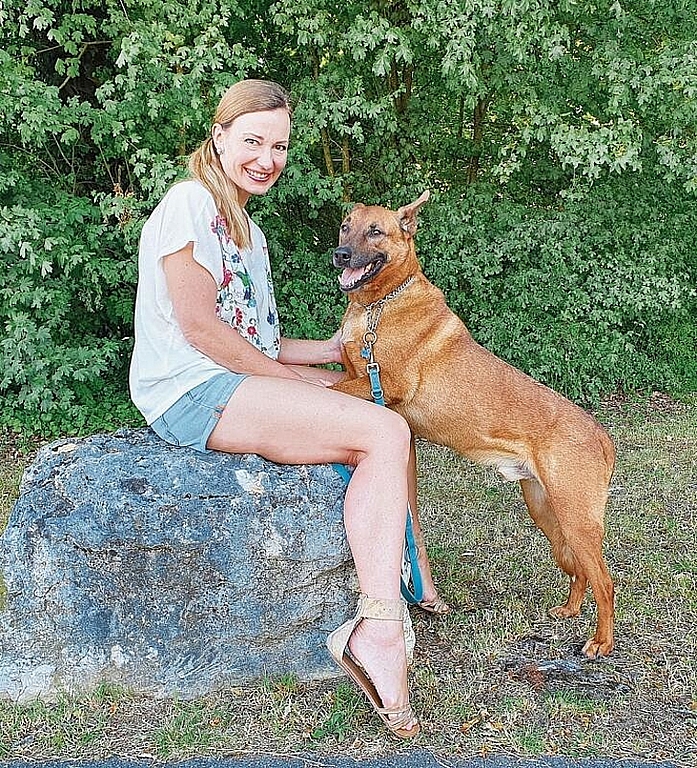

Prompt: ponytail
xmin=189 ymin=136 xmax=251 ymax=250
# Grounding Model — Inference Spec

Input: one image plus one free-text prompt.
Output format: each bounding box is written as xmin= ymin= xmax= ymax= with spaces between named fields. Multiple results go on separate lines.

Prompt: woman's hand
xmin=278 ymin=330 xmax=344 ymax=367
xmin=325 ymin=327 xmax=344 ymax=365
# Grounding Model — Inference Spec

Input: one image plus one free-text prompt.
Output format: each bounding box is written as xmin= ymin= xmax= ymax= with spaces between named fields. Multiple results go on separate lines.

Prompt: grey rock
xmin=0 ymin=429 xmax=356 ymax=703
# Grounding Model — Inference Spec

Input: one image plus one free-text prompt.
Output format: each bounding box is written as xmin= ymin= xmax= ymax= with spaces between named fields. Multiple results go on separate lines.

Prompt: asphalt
xmin=0 ymin=751 xmax=681 ymax=768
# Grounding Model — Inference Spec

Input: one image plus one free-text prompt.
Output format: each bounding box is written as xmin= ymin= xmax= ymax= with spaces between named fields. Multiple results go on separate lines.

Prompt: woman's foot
xmin=347 ymin=616 xmax=419 ymax=735
xmin=326 ymin=596 xmax=420 ymax=738
xmin=416 ymin=595 xmax=451 ymax=615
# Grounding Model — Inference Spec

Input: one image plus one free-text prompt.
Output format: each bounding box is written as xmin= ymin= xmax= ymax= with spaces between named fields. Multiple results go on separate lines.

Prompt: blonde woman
xmin=130 ymin=79 xmax=445 ymax=738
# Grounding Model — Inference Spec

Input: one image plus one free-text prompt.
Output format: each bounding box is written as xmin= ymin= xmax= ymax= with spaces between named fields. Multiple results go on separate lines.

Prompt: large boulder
xmin=0 ymin=429 xmax=357 ymax=703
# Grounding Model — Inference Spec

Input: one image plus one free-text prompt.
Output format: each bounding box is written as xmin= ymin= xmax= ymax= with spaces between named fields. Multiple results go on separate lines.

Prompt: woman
xmin=130 ymin=78 xmax=446 ymax=739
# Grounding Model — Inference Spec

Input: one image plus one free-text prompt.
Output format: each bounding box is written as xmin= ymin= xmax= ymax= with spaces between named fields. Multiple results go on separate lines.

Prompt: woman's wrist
xmin=325 ymin=329 xmax=344 ymax=364
xmin=279 ymin=336 xmax=342 ymax=366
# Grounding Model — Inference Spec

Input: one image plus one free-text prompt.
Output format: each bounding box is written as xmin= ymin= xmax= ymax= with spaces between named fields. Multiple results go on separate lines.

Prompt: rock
xmin=0 ymin=429 xmax=357 ymax=703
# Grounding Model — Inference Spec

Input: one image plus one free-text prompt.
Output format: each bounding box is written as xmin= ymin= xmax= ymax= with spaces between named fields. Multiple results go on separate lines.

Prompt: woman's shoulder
xmin=141 ymin=179 xmax=219 ymax=251
xmin=163 ymin=178 xmax=215 ymax=208
xmin=144 ymin=179 xmax=217 ymax=234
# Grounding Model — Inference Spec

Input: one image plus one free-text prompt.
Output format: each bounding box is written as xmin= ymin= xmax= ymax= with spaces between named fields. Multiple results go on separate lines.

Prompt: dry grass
xmin=0 ymin=394 xmax=696 ymax=764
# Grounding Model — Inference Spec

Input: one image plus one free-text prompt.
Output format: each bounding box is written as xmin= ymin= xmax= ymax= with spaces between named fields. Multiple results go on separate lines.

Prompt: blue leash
xmin=401 ymin=502 xmax=425 ymax=604
xmin=332 ymin=292 xmax=424 ymax=604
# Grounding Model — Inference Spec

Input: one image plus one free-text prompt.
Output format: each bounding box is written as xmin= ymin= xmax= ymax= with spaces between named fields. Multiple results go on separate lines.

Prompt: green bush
xmin=1 ymin=0 xmax=695 ymax=437
xmin=0 ymin=165 xmax=140 ymax=435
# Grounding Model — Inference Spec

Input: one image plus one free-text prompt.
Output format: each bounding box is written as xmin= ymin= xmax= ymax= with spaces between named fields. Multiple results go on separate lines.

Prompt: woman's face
xmin=212 ymin=108 xmax=290 ymax=207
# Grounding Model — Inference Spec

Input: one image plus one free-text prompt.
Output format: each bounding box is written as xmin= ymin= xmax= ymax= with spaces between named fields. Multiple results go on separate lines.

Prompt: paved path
xmin=0 ymin=750 xmax=681 ymax=768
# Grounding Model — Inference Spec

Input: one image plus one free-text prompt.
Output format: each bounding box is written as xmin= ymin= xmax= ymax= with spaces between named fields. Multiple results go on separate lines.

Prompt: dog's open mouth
xmin=338 ymin=255 xmax=386 ymax=293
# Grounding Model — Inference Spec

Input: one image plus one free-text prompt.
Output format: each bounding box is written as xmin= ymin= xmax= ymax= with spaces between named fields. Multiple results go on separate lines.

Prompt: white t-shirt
xmin=129 ymin=180 xmax=281 ymax=424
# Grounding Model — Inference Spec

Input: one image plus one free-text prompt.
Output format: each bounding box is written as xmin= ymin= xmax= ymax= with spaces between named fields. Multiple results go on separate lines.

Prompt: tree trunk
xmin=321 ymin=128 xmax=335 ymax=178
xmin=467 ymin=96 xmax=489 ymax=184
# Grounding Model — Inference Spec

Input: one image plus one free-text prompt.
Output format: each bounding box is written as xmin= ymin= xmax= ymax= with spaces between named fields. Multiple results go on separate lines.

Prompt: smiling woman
xmin=187 ymin=79 xmax=292 ymax=253
xmin=126 ymin=78 xmax=449 ymax=740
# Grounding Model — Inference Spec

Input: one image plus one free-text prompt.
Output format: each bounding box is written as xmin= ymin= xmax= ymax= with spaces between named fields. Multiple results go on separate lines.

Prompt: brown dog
xmin=330 ymin=191 xmax=615 ymax=658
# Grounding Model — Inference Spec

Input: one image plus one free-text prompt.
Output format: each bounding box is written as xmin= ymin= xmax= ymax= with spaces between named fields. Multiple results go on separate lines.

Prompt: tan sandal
xmin=326 ymin=594 xmax=420 ymax=739
xmin=417 ymin=596 xmax=451 ymax=615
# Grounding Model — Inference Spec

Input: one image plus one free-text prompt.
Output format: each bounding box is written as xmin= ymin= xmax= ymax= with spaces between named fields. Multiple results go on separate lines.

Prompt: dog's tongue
xmin=340 ymin=265 xmax=367 ymax=288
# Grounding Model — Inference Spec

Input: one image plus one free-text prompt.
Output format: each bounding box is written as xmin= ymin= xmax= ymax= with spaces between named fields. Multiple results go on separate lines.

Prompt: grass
xmin=0 ymin=394 xmax=696 ymax=764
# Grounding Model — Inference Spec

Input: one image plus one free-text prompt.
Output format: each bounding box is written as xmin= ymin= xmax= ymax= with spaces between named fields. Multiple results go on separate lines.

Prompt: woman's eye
xmin=274 ymin=144 xmax=288 ymax=153
xmin=244 ymin=138 xmax=259 ymax=146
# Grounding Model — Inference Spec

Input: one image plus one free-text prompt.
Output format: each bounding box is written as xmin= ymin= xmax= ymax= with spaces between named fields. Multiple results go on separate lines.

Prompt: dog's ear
xmin=397 ymin=190 xmax=430 ymax=236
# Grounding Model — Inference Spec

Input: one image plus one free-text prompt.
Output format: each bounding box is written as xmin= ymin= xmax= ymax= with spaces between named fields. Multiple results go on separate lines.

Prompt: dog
xmin=330 ymin=191 xmax=615 ymax=658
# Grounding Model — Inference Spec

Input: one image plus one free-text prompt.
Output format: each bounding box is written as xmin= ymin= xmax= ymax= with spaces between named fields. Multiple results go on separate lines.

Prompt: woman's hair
xmin=189 ymin=79 xmax=291 ymax=250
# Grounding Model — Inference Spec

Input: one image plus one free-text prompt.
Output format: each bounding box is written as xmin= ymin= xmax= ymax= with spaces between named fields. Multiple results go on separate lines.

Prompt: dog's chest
xmin=340 ymin=307 xmax=368 ymax=352
xmin=340 ymin=313 xmax=364 ymax=346
xmin=340 ymin=297 xmax=424 ymax=377
xmin=340 ymin=316 xmax=368 ymax=372
xmin=341 ymin=302 xmax=400 ymax=363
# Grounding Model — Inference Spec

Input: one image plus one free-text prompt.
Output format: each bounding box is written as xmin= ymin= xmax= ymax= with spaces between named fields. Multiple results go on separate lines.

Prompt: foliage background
xmin=1 ymin=0 xmax=696 ymax=437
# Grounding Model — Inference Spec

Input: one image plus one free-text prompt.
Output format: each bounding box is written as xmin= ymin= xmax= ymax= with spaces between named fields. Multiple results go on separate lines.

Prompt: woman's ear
xmin=211 ymin=123 xmax=225 ymax=153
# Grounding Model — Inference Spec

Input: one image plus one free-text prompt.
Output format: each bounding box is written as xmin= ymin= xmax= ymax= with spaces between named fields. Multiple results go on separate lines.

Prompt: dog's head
xmin=333 ymin=190 xmax=430 ymax=295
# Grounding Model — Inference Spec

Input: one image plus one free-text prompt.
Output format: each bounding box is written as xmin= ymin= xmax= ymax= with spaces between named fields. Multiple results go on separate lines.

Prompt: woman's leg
xmin=207 ymin=375 xmax=416 ymax=727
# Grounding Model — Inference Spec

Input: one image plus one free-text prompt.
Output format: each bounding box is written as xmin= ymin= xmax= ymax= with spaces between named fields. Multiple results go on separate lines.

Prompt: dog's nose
xmin=333 ymin=246 xmax=352 ymax=267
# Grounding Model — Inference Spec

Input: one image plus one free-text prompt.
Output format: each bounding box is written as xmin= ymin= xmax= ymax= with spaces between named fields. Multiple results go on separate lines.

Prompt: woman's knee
xmin=368 ymin=408 xmax=412 ymax=459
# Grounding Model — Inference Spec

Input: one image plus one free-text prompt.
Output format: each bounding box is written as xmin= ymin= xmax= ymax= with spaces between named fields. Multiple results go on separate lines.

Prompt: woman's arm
xmin=278 ymin=331 xmax=344 ymax=367
xmin=286 ymin=364 xmax=345 ymax=386
xmin=163 ymin=243 xmax=304 ymax=381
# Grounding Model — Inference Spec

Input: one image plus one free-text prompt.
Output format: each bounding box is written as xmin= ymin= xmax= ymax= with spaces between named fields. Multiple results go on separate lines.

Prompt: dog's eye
xmin=368 ymin=226 xmax=384 ymax=238
xmin=340 ymin=223 xmax=349 ymax=234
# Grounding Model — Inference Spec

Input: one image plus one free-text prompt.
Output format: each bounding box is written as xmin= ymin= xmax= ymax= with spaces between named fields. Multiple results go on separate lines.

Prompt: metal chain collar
xmin=360 ymin=274 xmax=416 ymax=362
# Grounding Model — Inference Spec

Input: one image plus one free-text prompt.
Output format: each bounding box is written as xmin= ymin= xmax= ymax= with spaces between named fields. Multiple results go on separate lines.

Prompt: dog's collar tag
xmin=361 ymin=330 xmax=378 ymax=362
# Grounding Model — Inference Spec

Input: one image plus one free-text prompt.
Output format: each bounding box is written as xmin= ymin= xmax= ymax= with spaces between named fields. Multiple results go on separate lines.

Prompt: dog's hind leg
xmin=521 ymin=474 xmax=614 ymax=657
xmin=519 ymin=478 xmax=588 ymax=617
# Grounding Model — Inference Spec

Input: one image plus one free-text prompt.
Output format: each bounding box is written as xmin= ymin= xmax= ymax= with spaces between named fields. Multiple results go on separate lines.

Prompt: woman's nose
xmin=257 ymin=145 xmax=274 ymax=168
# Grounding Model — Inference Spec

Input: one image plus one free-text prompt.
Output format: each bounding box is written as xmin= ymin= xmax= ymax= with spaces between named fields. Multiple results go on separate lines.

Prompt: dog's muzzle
xmin=333 ymin=246 xmax=387 ymax=293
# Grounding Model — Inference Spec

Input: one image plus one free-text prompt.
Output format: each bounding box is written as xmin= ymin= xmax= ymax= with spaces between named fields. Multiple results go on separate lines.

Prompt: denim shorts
xmin=150 ymin=372 xmax=248 ymax=453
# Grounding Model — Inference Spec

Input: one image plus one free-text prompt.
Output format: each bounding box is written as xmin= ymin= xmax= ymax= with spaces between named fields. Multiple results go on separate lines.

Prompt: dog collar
xmin=360 ymin=274 xmax=417 ymax=314
xmin=359 ymin=274 xmax=416 ymax=364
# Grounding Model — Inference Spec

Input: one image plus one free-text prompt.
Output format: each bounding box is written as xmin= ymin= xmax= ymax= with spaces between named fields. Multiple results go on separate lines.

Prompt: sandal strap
xmin=376 ymin=704 xmax=419 ymax=733
xmin=357 ymin=594 xmax=405 ymax=621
